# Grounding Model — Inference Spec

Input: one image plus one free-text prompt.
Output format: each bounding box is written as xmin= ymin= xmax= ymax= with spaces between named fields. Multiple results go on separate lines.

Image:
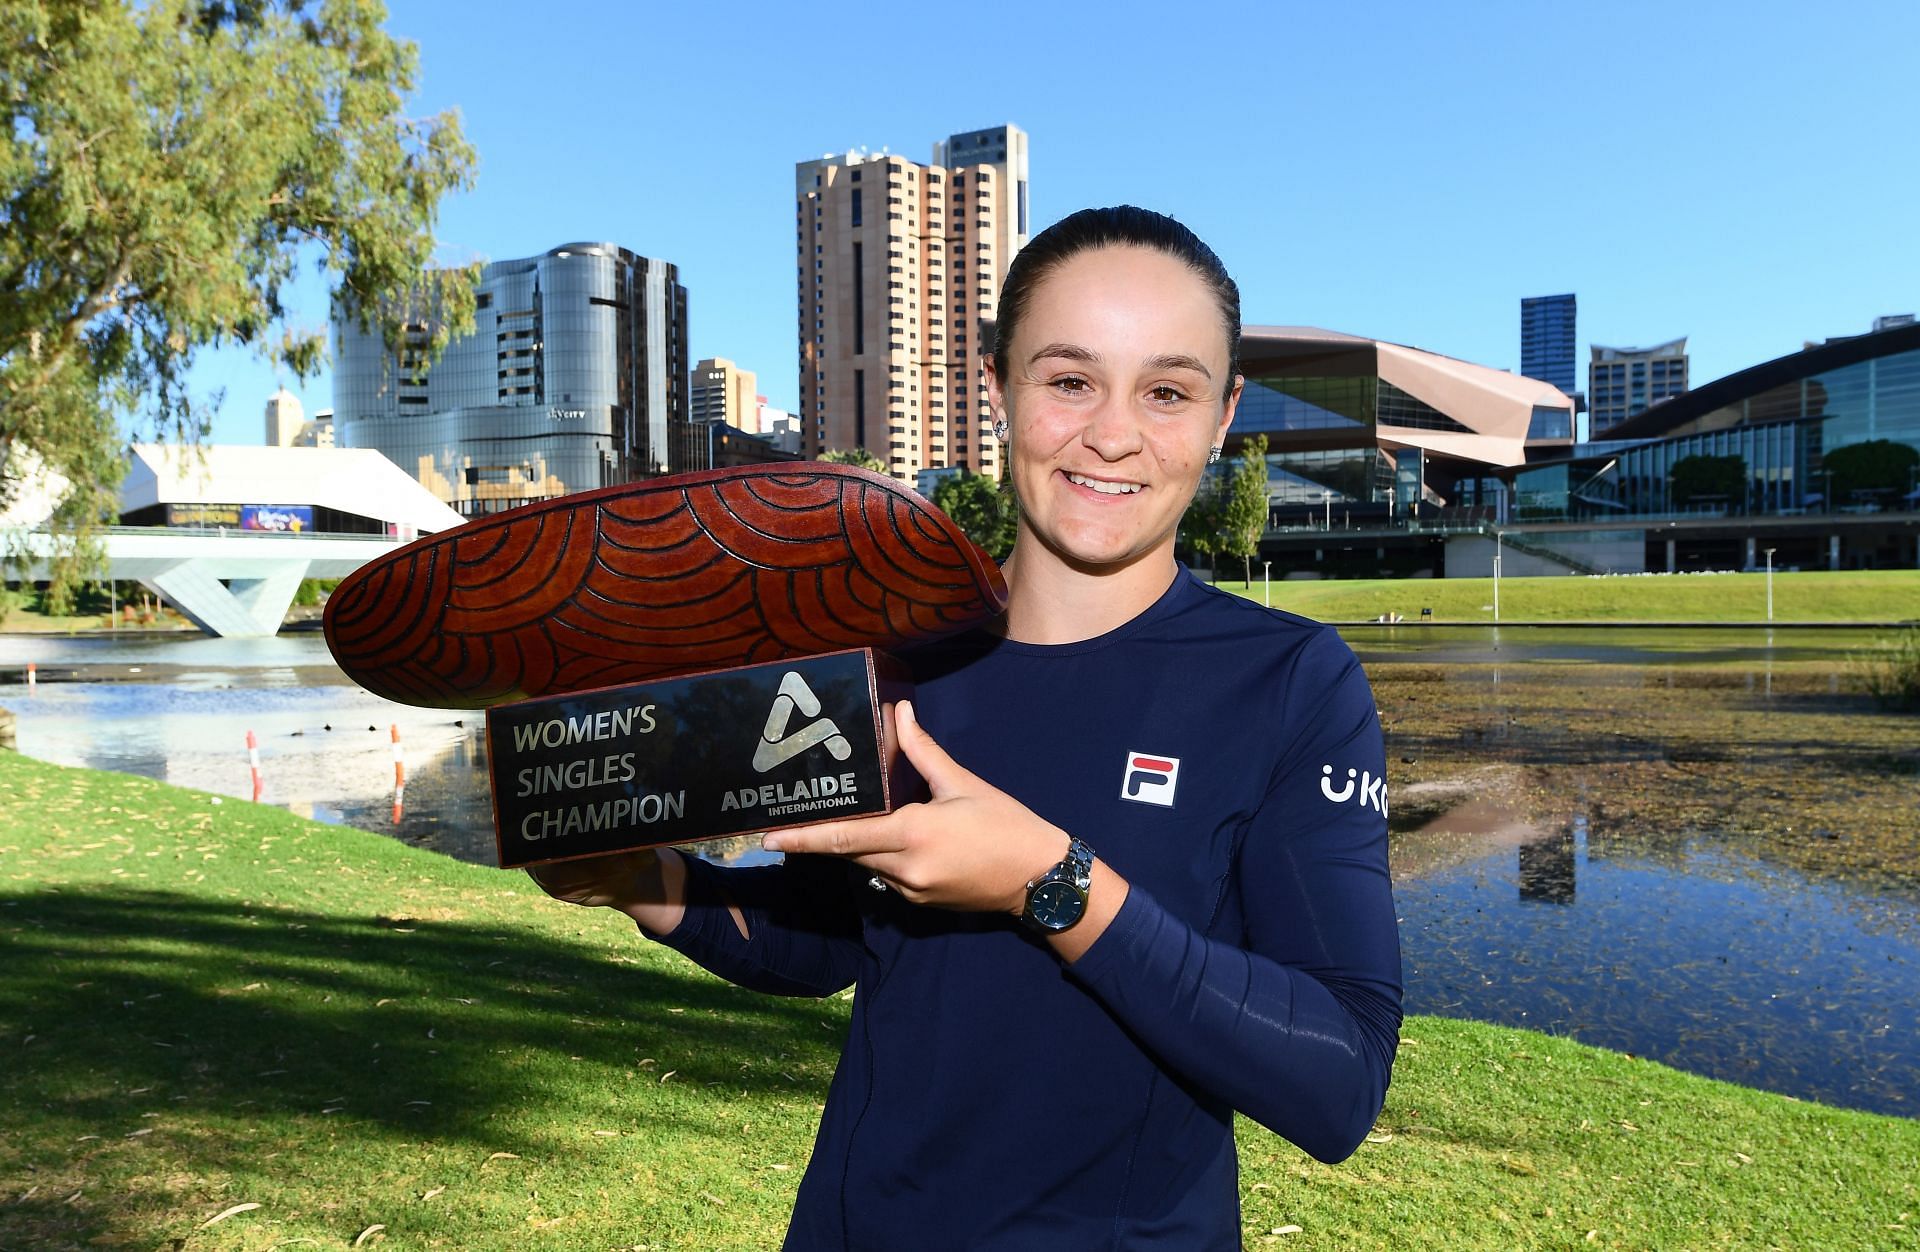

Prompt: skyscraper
xmin=1520 ymin=294 xmax=1577 ymax=395
xmin=1589 ymin=338 xmax=1689 ymax=435
xmin=796 ymin=124 xmax=1030 ymax=480
xmin=690 ymin=357 xmax=760 ymax=431
xmin=264 ymin=386 xmax=306 ymax=447
xmin=333 ymin=243 xmax=691 ymax=516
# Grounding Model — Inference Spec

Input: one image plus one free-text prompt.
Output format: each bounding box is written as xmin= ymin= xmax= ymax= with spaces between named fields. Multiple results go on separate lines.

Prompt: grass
xmin=1214 ymin=568 xmax=1920 ymax=624
xmin=1 ymin=753 xmax=1916 ymax=1250
xmin=1852 ymin=625 xmax=1920 ymax=709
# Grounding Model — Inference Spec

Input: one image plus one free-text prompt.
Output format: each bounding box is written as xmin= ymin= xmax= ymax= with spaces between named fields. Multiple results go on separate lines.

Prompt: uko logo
xmin=1320 ymin=765 xmax=1388 ymax=816
xmin=1120 ymin=752 xmax=1180 ymax=808
xmin=753 ymin=672 xmax=853 ymax=772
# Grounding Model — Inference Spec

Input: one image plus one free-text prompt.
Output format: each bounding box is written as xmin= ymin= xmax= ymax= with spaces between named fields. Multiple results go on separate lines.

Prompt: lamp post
xmin=1322 ymin=489 xmax=1333 ymax=531
xmin=1765 ymin=547 xmax=1776 ymax=622
xmin=1493 ymin=529 xmax=1502 ymax=624
xmin=1263 ymin=560 xmax=1271 ymax=608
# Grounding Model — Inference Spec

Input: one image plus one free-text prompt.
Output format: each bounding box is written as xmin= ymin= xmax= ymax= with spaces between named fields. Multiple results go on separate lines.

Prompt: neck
xmin=998 ymin=534 xmax=1179 ymax=645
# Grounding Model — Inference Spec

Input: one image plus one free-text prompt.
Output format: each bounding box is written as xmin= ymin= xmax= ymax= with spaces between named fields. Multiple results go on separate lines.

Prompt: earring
xmin=1207 ymin=445 xmax=1222 ymax=464
xmin=993 ymin=418 xmax=1010 ymax=442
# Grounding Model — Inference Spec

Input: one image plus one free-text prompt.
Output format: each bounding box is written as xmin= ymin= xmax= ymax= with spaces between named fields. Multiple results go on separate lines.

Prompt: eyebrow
xmin=1027 ymin=343 xmax=1216 ymax=381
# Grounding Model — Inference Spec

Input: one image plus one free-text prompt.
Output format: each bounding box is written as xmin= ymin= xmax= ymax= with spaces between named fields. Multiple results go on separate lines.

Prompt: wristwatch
xmin=1020 ymin=836 xmax=1095 ymax=933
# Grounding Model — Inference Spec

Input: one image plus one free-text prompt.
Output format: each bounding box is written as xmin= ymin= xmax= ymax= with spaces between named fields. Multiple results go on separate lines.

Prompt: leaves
xmin=0 ymin=0 xmax=477 ymax=604
xmin=196 ymin=1201 xmax=261 ymax=1228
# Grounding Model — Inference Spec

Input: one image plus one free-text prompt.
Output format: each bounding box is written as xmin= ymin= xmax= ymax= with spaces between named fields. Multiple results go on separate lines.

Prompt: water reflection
xmin=1395 ymin=797 xmax=1920 ymax=1118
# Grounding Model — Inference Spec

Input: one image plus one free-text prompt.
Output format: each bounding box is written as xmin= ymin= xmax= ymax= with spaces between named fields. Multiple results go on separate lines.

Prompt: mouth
xmin=1063 ymin=471 xmax=1143 ymax=496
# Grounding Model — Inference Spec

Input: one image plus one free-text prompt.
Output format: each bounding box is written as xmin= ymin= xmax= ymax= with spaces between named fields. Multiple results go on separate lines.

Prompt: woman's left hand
xmin=760 ymin=700 xmax=1068 ymax=915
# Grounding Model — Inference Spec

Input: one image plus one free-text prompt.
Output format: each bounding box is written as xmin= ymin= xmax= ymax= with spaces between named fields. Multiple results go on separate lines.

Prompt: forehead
xmin=1015 ymin=246 xmax=1229 ymax=369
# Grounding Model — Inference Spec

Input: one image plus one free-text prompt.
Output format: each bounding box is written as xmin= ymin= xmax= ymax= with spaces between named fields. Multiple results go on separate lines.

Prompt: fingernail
xmin=761 ymin=835 xmax=785 ymax=851
xmin=897 ymin=700 xmax=916 ymax=728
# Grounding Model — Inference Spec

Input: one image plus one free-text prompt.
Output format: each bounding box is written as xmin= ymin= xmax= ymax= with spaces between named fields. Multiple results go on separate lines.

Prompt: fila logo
xmin=1320 ymin=765 xmax=1388 ymax=816
xmin=1121 ymin=752 xmax=1180 ymax=807
xmin=752 ymin=672 xmax=853 ymax=773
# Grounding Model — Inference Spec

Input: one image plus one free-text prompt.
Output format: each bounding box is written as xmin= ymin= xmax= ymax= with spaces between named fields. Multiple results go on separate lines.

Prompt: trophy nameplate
xmin=487 ymin=648 xmax=915 ymax=869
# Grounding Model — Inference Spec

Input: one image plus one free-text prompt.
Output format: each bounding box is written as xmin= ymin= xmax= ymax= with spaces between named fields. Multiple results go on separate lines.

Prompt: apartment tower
xmin=690 ymin=357 xmax=760 ymax=431
xmin=1589 ymin=338 xmax=1689 ymax=435
xmin=1519 ymin=294 xmax=1577 ymax=396
xmin=796 ymin=124 xmax=1030 ymax=480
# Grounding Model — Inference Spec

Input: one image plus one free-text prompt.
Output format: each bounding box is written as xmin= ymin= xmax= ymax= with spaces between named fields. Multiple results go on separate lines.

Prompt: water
xmin=1 ymin=627 xmax=1914 ymax=1115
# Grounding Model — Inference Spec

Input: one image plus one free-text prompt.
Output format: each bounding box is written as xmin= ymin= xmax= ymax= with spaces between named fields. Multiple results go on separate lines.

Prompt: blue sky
xmin=189 ymin=0 xmax=1920 ymax=444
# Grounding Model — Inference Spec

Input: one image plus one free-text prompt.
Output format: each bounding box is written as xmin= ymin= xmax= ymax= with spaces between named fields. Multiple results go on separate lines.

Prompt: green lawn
xmin=1218 ymin=568 xmax=1920 ymax=624
xmin=1 ymin=753 xmax=1915 ymax=1249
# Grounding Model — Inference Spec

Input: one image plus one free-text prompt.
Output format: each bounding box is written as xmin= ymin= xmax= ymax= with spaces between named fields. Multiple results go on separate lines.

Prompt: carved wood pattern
xmin=323 ymin=464 xmax=1009 ymax=708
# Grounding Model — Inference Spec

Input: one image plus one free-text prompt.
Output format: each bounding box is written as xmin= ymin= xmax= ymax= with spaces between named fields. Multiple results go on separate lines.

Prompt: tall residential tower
xmin=796 ymin=124 xmax=1030 ymax=480
xmin=1589 ymin=338 xmax=1689 ymax=435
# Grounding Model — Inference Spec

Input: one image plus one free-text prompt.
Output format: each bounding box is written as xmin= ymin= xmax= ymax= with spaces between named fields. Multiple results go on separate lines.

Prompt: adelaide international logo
xmin=753 ymin=671 xmax=854 ymax=772
xmin=1320 ymin=764 xmax=1387 ymax=816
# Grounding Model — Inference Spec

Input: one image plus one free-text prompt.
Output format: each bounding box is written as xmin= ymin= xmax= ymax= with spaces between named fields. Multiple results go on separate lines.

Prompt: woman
xmin=532 ymin=206 xmax=1402 ymax=1250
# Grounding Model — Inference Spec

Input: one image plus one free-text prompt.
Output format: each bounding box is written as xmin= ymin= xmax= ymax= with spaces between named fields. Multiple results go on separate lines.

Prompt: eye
xmin=1049 ymin=375 xmax=1090 ymax=394
xmin=1148 ymin=384 xmax=1188 ymax=404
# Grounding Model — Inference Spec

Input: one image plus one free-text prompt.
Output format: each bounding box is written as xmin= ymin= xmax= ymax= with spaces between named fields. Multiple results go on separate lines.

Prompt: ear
xmin=984 ymin=356 xmax=1007 ymax=424
xmin=1215 ymin=373 xmax=1244 ymax=447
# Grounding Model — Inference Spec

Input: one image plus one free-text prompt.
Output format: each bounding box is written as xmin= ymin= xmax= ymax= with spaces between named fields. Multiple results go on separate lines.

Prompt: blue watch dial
xmin=1027 ymin=879 xmax=1086 ymax=931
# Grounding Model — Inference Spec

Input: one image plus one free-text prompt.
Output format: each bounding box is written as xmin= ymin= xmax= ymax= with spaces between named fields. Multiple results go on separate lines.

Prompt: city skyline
xmin=181 ymin=0 xmax=1920 ymax=450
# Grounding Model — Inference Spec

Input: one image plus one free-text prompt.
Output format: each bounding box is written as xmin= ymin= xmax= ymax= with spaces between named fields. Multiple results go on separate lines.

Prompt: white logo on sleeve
xmin=752 ymin=672 xmax=853 ymax=772
xmin=1320 ymin=765 xmax=1387 ymax=816
xmin=1121 ymin=752 xmax=1180 ymax=807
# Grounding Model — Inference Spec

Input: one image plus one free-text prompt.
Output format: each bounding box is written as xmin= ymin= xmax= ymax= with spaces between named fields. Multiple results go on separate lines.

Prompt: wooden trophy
xmin=323 ymin=464 xmax=1008 ymax=867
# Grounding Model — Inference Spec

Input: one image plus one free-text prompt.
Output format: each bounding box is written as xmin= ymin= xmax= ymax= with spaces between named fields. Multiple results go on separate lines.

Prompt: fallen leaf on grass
xmin=124 ymin=1128 xmax=153 ymax=1138
xmin=421 ymin=1187 xmax=446 ymax=1202
xmin=1365 ymin=1132 xmax=1394 ymax=1144
xmin=483 ymin=1152 xmax=522 ymax=1166
xmin=698 ymin=1191 xmax=726 ymax=1207
xmin=1270 ymin=1225 xmax=1303 ymax=1235
xmin=352 ymin=1223 xmax=385 ymax=1246
xmin=1732 ymin=1151 xmax=1753 ymax=1164
xmin=592 ymin=1131 xmax=618 ymax=1138
xmin=197 ymin=1202 xmax=262 ymax=1228
xmin=659 ymin=1071 xmax=677 ymax=1084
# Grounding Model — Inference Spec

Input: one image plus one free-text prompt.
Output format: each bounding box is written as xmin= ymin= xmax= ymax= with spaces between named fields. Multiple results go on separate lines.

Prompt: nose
xmin=1081 ymin=393 xmax=1144 ymax=461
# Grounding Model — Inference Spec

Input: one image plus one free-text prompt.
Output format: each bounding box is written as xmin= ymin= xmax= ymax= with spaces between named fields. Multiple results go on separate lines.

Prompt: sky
xmin=188 ymin=0 xmax=1920 ymax=445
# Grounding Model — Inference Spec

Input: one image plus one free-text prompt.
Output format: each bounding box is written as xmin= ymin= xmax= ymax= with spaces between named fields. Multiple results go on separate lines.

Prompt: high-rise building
xmin=755 ymin=396 xmax=801 ymax=454
xmin=265 ymin=386 xmax=306 ymax=447
xmin=690 ymin=357 xmax=760 ymax=431
xmin=332 ymin=243 xmax=690 ymax=516
xmin=1520 ymin=294 xmax=1577 ymax=395
xmin=1588 ymin=338 xmax=1689 ymax=435
xmin=797 ymin=124 xmax=1030 ymax=481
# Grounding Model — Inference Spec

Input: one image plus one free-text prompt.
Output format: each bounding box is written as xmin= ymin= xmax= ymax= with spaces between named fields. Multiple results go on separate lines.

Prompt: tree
xmin=1824 ymin=439 xmax=1920 ymax=505
xmin=1668 ymin=454 xmax=1747 ymax=511
xmin=1 ymin=0 xmax=476 ymax=608
xmin=1218 ymin=434 xmax=1270 ymax=586
xmin=1178 ymin=470 xmax=1224 ymax=579
xmin=930 ymin=468 xmax=1016 ymax=560
xmin=819 ymin=448 xmax=886 ymax=473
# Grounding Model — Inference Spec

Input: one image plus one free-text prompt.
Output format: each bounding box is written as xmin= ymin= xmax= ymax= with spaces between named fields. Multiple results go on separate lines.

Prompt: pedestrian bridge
xmin=10 ymin=525 xmax=415 ymax=638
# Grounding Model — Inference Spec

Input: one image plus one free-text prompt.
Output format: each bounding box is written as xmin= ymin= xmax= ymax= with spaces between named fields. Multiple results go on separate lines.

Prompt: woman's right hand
xmin=525 ymin=847 xmax=688 ymax=933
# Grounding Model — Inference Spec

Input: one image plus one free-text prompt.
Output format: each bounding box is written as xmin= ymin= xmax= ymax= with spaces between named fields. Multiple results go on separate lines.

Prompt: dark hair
xmin=992 ymin=205 xmax=1242 ymax=388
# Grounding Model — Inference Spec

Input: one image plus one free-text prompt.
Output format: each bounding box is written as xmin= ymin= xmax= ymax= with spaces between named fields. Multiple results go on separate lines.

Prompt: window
xmin=852 ymin=188 xmax=862 ymax=226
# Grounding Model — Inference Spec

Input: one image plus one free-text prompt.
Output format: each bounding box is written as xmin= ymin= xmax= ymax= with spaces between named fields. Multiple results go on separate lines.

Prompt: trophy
xmin=323 ymin=464 xmax=1008 ymax=868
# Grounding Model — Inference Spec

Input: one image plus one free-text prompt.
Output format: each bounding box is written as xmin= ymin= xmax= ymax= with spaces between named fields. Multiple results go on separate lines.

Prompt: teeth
xmin=1066 ymin=472 xmax=1141 ymax=495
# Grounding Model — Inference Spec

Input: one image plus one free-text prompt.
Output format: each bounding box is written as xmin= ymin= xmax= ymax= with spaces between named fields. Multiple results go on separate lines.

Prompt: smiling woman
xmin=527 ymin=206 xmax=1402 ymax=1250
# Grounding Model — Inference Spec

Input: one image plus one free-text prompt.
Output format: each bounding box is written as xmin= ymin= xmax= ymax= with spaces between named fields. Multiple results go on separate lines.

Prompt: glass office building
xmin=1517 ymin=321 xmax=1920 ymax=520
xmin=333 ymin=243 xmax=690 ymax=517
xmin=1520 ymin=294 xmax=1577 ymax=396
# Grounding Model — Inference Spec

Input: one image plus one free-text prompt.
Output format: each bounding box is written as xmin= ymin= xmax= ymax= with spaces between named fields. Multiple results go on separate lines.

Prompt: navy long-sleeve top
xmin=653 ymin=570 xmax=1402 ymax=1250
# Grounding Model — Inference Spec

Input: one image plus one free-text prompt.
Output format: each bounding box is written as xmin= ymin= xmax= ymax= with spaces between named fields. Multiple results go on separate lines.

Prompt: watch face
xmin=1027 ymin=880 xmax=1086 ymax=931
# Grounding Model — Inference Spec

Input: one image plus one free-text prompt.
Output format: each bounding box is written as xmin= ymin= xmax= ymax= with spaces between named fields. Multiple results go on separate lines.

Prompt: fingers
xmin=895 ymin=700 xmax=971 ymax=798
xmin=762 ymin=811 xmax=909 ymax=858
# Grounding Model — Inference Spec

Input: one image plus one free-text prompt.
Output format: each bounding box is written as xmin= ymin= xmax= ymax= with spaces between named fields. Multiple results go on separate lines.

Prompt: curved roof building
xmin=1223 ymin=326 xmax=1575 ymax=513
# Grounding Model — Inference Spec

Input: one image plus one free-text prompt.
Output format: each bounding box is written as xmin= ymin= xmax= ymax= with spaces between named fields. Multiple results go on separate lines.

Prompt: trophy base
xmin=486 ymin=648 xmax=916 ymax=869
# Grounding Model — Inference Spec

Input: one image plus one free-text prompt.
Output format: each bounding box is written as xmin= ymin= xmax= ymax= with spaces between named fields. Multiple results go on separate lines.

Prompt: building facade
xmin=1520 ymin=293 xmax=1577 ymax=395
xmin=690 ymin=356 xmax=759 ymax=430
xmin=264 ymin=386 xmax=306 ymax=447
xmin=333 ymin=243 xmax=691 ymax=517
xmin=796 ymin=124 xmax=1030 ymax=481
xmin=1589 ymin=338 xmax=1689 ymax=435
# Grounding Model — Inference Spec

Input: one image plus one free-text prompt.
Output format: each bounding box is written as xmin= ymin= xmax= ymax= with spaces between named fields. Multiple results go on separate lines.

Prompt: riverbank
xmin=1 ymin=754 xmax=1914 ymax=1250
xmin=1223 ymin=568 xmax=1920 ymax=624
